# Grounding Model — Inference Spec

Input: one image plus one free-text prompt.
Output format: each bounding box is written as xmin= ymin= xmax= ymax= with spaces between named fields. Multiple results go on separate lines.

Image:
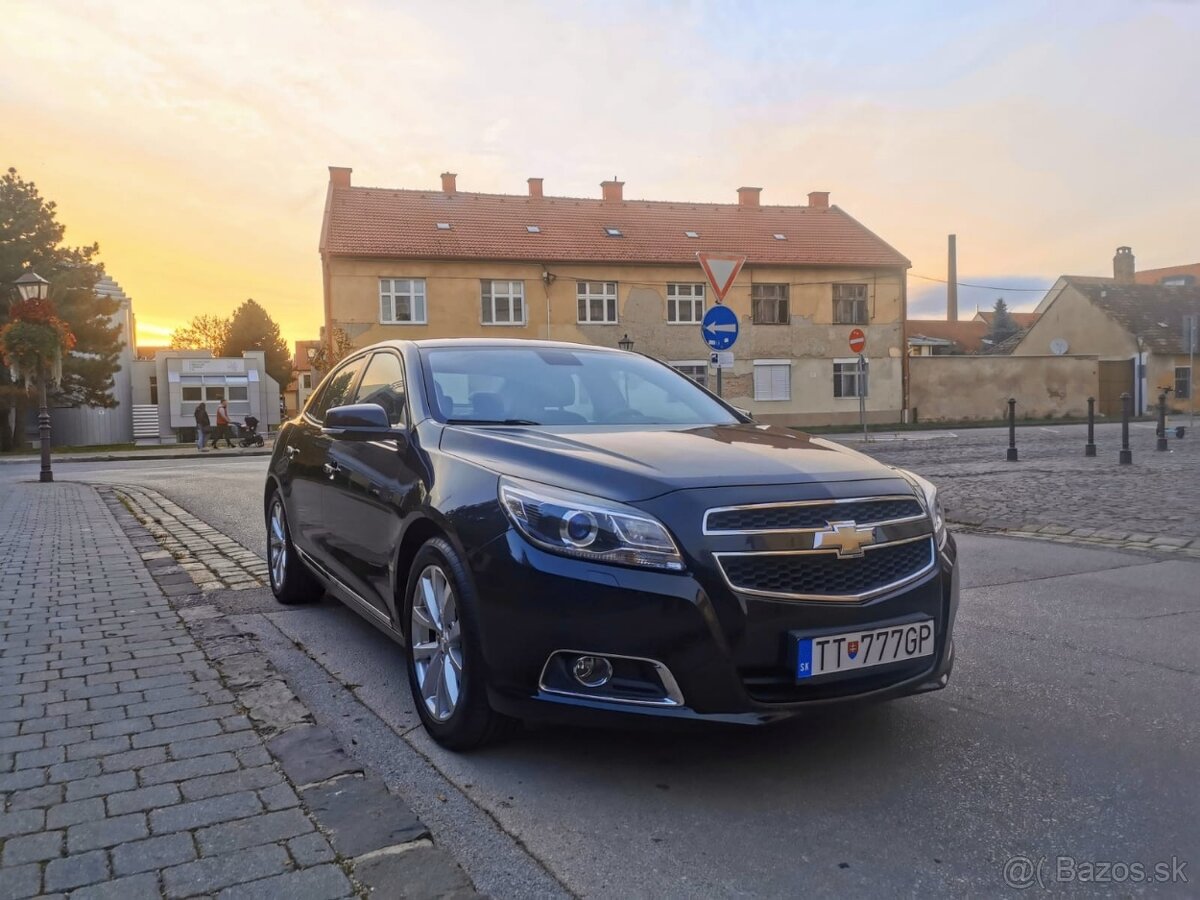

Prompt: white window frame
xmin=480 ymin=280 xmax=526 ymax=326
xmin=577 ymin=281 xmax=618 ymax=324
xmin=666 ymin=283 xmax=706 ymax=324
xmin=379 ymin=278 xmax=428 ymax=325
xmin=300 ymin=373 xmax=312 ymax=390
xmin=670 ymin=359 xmax=709 ymax=387
xmin=753 ymin=359 xmax=791 ymax=402
xmin=833 ymin=357 xmax=870 ymax=398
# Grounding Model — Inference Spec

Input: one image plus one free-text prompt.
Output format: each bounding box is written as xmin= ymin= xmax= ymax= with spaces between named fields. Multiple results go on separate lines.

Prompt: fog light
xmin=572 ymin=655 xmax=612 ymax=688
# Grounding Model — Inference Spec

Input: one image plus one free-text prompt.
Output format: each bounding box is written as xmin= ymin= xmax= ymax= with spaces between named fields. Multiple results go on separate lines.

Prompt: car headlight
xmin=499 ymin=477 xmax=684 ymax=571
xmin=907 ymin=472 xmax=947 ymax=549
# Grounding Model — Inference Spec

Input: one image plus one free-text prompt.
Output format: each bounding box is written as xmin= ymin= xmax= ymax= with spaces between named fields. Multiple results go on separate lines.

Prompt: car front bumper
xmin=469 ymin=529 xmax=959 ymax=727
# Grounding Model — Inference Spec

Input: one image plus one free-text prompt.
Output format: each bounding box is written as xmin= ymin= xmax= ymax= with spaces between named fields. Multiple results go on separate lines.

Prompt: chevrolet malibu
xmin=264 ymin=339 xmax=958 ymax=749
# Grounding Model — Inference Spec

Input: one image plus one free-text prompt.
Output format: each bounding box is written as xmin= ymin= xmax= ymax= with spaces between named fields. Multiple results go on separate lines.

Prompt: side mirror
xmin=323 ymin=403 xmax=402 ymax=441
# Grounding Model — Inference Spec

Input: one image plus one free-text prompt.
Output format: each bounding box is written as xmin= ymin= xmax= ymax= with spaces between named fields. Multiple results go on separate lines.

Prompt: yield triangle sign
xmin=697 ymin=252 xmax=746 ymax=303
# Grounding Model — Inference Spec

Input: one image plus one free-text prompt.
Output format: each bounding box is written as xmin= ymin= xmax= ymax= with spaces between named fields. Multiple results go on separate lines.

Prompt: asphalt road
xmin=6 ymin=455 xmax=1198 ymax=896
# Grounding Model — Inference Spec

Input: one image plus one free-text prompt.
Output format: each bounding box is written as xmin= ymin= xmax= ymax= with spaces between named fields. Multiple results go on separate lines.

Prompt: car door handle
xmin=323 ymin=461 xmax=342 ymax=478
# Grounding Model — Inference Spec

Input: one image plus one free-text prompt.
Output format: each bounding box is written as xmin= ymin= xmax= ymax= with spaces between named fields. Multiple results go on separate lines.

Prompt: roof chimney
xmin=601 ymin=178 xmax=624 ymax=202
xmin=808 ymin=191 xmax=830 ymax=209
xmin=527 ymin=177 xmax=543 ymax=198
xmin=440 ymin=172 xmax=457 ymax=194
xmin=328 ymin=166 xmax=352 ymax=189
xmin=737 ymin=186 xmax=761 ymax=207
xmin=1113 ymin=246 xmax=1135 ymax=285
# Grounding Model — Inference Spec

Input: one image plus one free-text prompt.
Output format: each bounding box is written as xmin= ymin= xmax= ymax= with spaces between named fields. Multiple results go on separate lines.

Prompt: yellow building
xmin=319 ymin=168 xmax=911 ymax=425
xmin=1015 ymin=249 xmax=1199 ymax=417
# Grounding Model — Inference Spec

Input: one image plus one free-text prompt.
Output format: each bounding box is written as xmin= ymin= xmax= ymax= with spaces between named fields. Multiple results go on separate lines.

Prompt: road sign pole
xmin=717 ymin=365 xmax=723 ymax=398
xmin=858 ymin=354 xmax=867 ymax=440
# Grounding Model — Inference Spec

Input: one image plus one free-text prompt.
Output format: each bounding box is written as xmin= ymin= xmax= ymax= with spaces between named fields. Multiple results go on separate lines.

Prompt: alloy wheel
xmin=411 ymin=564 xmax=463 ymax=722
xmin=268 ymin=499 xmax=288 ymax=589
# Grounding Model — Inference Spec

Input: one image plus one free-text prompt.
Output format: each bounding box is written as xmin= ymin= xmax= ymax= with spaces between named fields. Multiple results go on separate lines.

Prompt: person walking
xmin=194 ymin=402 xmax=210 ymax=452
xmin=214 ymin=399 xmax=234 ymax=449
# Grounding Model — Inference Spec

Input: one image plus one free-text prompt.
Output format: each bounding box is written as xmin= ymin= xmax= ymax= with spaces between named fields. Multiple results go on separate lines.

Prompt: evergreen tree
xmin=987 ymin=298 xmax=1020 ymax=345
xmin=221 ymin=299 xmax=292 ymax=388
xmin=0 ymin=168 xmax=120 ymax=450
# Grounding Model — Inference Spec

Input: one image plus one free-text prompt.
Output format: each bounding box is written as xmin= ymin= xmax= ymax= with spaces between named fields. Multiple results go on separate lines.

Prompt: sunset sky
xmin=4 ymin=0 xmax=1198 ymax=350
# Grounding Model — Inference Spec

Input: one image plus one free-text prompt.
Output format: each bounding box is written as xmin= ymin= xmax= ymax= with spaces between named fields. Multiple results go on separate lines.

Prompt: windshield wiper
xmin=444 ymin=418 xmax=541 ymax=426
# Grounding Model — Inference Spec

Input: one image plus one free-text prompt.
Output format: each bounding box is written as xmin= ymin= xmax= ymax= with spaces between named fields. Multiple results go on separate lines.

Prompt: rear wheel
xmin=266 ymin=491 xmax=323 ymax=605
xmin=404 ymin=538 xmax=516 ymax=750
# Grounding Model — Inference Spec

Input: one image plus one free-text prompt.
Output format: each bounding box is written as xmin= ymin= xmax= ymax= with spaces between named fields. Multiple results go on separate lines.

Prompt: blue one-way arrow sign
xmin=701 ymin=305 xmax=739 ymax=351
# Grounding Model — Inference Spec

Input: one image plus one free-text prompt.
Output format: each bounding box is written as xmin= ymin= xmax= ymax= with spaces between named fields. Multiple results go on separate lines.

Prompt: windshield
xmin=421 ymin=347 xmax=740 ymax=426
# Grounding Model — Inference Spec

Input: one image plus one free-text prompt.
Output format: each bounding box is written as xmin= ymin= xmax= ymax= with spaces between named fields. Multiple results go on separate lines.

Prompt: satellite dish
xmin=1050 ymin=338 xmax=1069 ymax=356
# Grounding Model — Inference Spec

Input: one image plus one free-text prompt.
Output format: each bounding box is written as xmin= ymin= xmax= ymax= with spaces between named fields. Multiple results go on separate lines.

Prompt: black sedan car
xmin=265 ymin=339 xmax=958 ymax=749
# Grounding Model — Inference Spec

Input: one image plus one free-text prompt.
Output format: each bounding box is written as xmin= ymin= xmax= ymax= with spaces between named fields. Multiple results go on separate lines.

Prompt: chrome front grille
xmin=704 ymin=496 xmax=923 ymax=534
xmin=705 ymin=495 xmax=936 ymax=602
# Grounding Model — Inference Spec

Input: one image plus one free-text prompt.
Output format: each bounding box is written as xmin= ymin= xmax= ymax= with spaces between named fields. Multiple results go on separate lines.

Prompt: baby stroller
xmin=237 ymin=416 xmax=265 ymax=448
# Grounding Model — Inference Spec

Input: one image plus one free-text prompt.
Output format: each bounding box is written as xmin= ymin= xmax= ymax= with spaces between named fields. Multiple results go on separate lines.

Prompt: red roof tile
xmin=322 ymin=186 xmax=909 ymax=268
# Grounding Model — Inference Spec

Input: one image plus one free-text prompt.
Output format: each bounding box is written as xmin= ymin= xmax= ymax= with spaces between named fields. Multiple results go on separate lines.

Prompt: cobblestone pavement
xmin=111 ymin=486 xmax=268 ymax=593
xmin=0 ymin=483 xmax=474 ymax=899
xmin=842 ymin=421 xmax=1200 ymax=549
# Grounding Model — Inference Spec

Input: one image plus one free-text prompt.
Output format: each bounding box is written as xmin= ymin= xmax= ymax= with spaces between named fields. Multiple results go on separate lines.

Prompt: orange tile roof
xmin=322 ymin=186 xmax=910 ymax=268
xmin=1135 ymin=262 xmax=1200 ymax=285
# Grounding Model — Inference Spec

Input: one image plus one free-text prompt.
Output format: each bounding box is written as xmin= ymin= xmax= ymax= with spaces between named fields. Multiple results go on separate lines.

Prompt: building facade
xmin=319 ymin=169 xmax=911 ymax=426
xmin=128 ymin=350 xmax=282 ymax=444
xmin=1016 ymin=249 xmax=1198 ymax=416
xmin=30 ymin=275 xmax=136 ymax=447
xmin=286 ymin=339 xmax=321 ymax=416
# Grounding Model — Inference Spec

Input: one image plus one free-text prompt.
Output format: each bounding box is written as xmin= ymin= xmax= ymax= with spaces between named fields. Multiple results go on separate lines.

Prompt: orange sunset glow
xmin=4 ymin=1 xmax=1198 ymax=348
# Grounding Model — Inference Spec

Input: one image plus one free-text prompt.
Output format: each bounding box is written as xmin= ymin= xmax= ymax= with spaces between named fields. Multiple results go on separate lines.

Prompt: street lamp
xmin=9 ymin=271 xmax=54 ymax=482
xmin=14 ymin=271 xmax=49 ymax=302
xmin=617 ymin=333 xmax=634 ymax=352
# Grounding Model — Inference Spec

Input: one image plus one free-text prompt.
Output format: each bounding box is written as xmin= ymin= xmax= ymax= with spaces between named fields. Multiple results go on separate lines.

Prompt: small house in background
xmin=1012 ymin=248 xmax=1199 ymax=416
xmin=128 ymin=350 xmax=282 ymax=445
xmin=287 ymin=339 xmax=322 ymax=416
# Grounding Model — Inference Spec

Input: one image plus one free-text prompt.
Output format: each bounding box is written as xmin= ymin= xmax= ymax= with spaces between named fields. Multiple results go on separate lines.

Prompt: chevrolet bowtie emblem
xmin=814 ymin=521 xmax=876 ymax=558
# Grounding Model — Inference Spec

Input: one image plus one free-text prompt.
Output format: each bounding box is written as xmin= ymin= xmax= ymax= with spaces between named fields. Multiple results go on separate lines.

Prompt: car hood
xmin=438 ymin=422 xmax=907 ymax=502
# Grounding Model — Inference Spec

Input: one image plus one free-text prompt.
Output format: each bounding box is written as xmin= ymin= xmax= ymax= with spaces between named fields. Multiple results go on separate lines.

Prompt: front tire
xmin=266 ymin=490 xmax=323 ymax=605
xmin=404 ymin=537 xmax=515 ymax=750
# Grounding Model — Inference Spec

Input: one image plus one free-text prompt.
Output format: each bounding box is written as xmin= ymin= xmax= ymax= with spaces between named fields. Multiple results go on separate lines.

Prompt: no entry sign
xmin=848 ymin=328 xmax=866 ymax=354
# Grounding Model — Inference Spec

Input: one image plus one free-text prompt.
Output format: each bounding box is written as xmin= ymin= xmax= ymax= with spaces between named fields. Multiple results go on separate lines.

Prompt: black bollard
xmin=1156 ymin=390 xmax=1169 ymax=451
xmin=1119 ymin=392 xmax=1132 ymax=464
xmin=1006 ymin=398 xmax=1018 ymax=462
xmin=1085 ymin=396 xmax=1097 ymax=457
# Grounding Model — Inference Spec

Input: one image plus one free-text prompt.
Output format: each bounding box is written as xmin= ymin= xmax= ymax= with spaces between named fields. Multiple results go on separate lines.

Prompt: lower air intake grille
xmin=717 ymin=538 xmax=935 ymax=600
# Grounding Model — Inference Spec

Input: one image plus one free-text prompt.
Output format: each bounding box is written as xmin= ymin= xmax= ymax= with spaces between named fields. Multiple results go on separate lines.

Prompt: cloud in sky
xmin=3 ymin=0 xmax=1198 ymax=348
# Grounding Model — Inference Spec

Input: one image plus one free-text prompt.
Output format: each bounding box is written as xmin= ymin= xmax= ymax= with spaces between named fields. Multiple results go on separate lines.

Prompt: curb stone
xmin=948 ymin=520 xmax=1200 ymax=557
xmin=98 ymin=487 xmax=480 ymax=898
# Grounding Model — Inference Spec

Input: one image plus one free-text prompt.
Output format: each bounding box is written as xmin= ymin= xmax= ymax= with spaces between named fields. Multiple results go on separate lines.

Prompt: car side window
xmin=353 ymin=352 xmax=407 ymax=426
xmin=307 ymin=356 xmax=366 ymax=423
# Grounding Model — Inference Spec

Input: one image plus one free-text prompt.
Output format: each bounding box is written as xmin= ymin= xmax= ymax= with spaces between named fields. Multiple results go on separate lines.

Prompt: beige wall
xmin=1148 ymin=354 xmax=1194 ymax=414
xmin=326 ymin=256 xmax=907 ymax=425
xmin=909 ymin=356 xmax=1099 ymax=421
xmin=1015 ymin=285 xmax=1135 ymax=359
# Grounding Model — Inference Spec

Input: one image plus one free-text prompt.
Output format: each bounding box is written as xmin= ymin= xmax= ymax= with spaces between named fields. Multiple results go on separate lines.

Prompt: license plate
xmin=794 ymin=620 xmax=935 ymax=680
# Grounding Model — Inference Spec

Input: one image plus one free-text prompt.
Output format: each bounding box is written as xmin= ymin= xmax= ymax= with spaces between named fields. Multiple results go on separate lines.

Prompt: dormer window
xmin=526 ymin=225 xmax=541 ymax=233
xmin=773 ymin=233 xmax=787 ymax=241
xmin=684 ymin=231 xmax=699 ymax=238
xmin=436 ymin=222 xmax=451 ymax=230
xmin=604 ymin=227 xmax=623 ymax=237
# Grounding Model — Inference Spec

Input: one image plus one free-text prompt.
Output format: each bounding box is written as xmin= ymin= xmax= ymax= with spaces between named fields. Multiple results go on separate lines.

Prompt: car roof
xmin=370 ymin=337 xmax=626 ymax=353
